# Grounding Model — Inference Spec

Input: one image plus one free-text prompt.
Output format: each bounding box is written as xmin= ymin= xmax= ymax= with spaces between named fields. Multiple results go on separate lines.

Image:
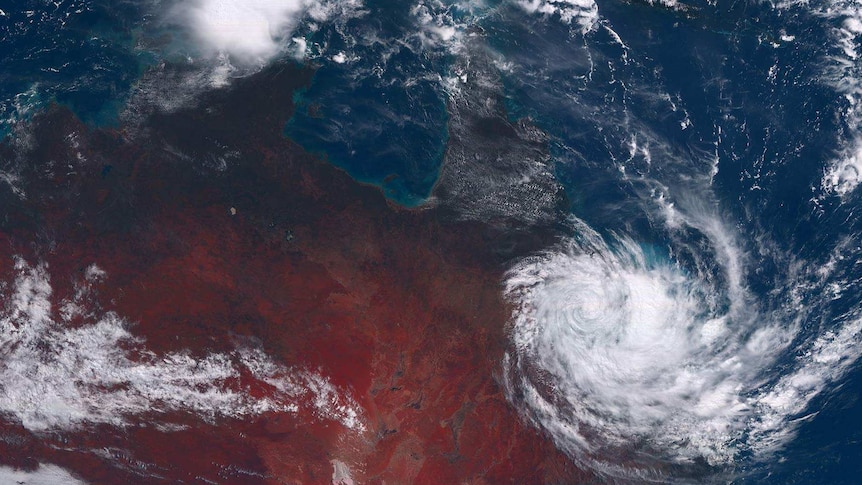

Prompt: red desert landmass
xmin=0 ymin=64 xmax=592 ymax=484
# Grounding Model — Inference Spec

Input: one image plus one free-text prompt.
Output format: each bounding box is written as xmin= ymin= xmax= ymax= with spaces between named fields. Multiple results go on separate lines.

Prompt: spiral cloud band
xmin=503 ymin=219 xmax=862 ymax=480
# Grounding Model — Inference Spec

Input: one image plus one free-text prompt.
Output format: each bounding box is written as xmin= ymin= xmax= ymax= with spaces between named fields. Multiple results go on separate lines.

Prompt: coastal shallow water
xmin=3 ymin=0 xmax=862 ymax=483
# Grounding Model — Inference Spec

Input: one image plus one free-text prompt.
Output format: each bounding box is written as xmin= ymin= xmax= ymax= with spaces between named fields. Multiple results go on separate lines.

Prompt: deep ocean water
xmin=2 ymin=0 xmax=862 ymax=483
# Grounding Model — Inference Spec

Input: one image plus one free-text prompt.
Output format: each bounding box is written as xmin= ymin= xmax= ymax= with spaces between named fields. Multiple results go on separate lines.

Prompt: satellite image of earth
xmin=2 ymin=0 xmax=862 ymax=483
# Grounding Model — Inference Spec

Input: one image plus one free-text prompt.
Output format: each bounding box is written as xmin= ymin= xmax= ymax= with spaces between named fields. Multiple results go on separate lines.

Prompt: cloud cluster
xmin=0 ymin=257 xmax=364 ymax=433
xmin=504 ymin=218 xmax=862 ymax=479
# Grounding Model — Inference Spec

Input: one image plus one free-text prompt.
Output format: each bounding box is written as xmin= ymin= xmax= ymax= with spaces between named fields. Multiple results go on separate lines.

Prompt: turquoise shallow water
xmin=0 ymin=0 xmax=451 ymax=206
xmin=284 ymin=59 xmax=449 ymax=207
xmin=0 ymin=0 xmax=155 ymax=135
xmin=5 ymin=0 xmax=862 ymax=482
xmin=283 ymin=0 xmax=454 ymax=207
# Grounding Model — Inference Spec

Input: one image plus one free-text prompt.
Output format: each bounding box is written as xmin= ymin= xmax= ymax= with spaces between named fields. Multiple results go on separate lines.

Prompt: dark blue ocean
xmin=4 ymin=0 xmax=862 ymax=482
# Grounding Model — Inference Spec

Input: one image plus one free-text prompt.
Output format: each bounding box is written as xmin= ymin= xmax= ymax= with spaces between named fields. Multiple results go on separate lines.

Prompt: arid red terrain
xmin=0 ymin=64 xmax=591 ymax=484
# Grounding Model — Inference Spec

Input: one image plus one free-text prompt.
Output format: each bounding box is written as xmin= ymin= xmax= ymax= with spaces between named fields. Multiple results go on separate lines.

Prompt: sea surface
xmin=4 ymin=0 xmax=862 ymax=482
